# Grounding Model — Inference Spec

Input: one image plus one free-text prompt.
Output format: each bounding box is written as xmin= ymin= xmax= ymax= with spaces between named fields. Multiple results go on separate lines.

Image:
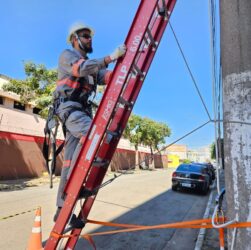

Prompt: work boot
xmin=53 ymin=207 xmax=62 ymax=222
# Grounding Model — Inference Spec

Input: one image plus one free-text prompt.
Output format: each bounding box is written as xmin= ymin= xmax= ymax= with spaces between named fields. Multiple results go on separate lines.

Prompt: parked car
xmin=193 ymin=162 xmax=216 ymax=184
xmin=172 ymin=163 xmax=210 ymax=194
xmin=204 ymin=163 xmax=216 ymax=180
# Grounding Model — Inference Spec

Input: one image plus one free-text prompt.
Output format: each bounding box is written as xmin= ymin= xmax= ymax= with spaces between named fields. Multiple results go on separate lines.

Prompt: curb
xmin=194 ymin=181 xmax=216 ymax=250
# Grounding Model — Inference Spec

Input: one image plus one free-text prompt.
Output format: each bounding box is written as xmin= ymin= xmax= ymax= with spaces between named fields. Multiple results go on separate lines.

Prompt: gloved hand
xmin=110 ymin=44 xmax=126 ymax=61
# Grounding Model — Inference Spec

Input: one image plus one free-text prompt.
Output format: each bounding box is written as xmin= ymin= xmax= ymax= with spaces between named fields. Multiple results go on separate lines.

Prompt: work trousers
xmin=56 ymin=109 xmax=92 ymax=208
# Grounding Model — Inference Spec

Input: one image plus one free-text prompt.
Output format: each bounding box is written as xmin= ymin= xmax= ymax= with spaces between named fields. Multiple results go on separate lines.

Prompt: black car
xmin=193 ymin=162 xmax=216 ymax=184
xmin=172 ymin=164 xmax=210 ymax=194
xmin=203 ymin=163 xmax=216 ymax=180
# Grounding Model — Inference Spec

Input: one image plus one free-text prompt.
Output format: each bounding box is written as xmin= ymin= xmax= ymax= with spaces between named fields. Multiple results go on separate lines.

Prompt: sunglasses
xmin=79 ymin=34 xmax=92 ymax=39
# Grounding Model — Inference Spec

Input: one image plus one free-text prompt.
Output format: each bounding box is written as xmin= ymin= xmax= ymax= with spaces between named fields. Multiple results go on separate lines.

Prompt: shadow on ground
xmin=52 ymin=188 xmax=209 ymax=250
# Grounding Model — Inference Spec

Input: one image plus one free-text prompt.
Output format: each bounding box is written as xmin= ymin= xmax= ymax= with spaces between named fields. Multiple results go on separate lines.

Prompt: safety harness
xmin=42 ymin=93 xmax=98 ymax=188
xmin=43 ymin=105 xmax=65 ymax=188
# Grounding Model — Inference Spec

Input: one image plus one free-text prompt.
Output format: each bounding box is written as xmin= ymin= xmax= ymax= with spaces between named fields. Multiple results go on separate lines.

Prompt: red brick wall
xmin=154 ymin=154 xmax=168 ymax=168
xmin=109 ymin=148 xmax=136 ymax=171
xmin=110 ymin=150 xmax=168 ymax=171
xmin=0 ymin=131 xmax=63 ymax=180
xmin=0 ymin=131 xmax=168 ymax=179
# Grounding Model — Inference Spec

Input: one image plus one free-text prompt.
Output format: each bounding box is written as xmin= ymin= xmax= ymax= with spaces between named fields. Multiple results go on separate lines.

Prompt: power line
xmin=168 ymin=21 xmax=212 ymax=121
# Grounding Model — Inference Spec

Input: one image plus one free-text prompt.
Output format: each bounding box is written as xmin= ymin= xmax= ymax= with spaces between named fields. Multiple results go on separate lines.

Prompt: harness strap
xmin=61 ymin=108 xmax=83 ymax=123
xmin=42 ymin=106 xmax=64 ymax=188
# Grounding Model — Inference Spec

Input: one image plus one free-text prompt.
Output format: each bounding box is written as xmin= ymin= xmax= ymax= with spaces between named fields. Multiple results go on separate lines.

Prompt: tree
xmin=182 ymin=159 xmax=191 ymax=164
xmin=124 ymin=114 xmax=171 ymax=169
xmin=124 ymin=114 xmax=143 ymax=169
xmin=140 ymin=117 xmax=171 ymax=155
xmin=210 ymin=142 xmax=216 ymax=159
xmin=139 ymin=117 xmax=171 ymax=168
xmin=2 ymin=62 xmax=57 ymax=117
xmin=211 ymin=139 xmax=224 ymax=168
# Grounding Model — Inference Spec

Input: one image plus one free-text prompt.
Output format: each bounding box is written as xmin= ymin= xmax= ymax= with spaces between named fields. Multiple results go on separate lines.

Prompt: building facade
xmin=187 ymin=145 xmax=211 ymax=163
xmin=0 ymin=74 xmax=168 ymax=179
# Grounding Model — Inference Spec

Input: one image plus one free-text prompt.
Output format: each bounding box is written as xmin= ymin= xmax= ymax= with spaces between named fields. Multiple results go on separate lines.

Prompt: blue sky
xmin=0 ymin=0 xmax=215 ymax=149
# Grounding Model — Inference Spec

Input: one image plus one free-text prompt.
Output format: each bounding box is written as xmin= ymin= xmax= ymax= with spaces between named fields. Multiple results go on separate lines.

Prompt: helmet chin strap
xmin=75 ymin=33 xmax=87 ymax=53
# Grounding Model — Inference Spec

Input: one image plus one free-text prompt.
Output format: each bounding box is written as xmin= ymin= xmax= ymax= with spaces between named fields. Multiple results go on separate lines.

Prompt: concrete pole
xmin=220 ymin=1 xmax=251 ymax=249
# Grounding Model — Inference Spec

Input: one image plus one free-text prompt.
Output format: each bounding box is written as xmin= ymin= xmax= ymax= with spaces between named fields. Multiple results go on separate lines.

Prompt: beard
xmin=82 ymin=43 xmax=93 ymax=54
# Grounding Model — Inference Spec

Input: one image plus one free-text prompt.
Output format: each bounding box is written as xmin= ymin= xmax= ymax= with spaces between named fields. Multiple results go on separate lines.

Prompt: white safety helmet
xmin=67 ymin=22 xmax=94 ymax=44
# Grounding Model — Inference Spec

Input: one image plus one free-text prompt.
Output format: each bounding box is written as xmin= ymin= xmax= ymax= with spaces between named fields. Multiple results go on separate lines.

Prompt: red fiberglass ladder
xmin=45 ymin=0 xmax=177 ymax=249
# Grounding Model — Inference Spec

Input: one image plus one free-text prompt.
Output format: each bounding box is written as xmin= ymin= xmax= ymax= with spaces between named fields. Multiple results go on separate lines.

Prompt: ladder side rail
xmin=64 ymin=1 xmax=177 ymax=247
xmin=62 ymin=0 xmax=165 ymax=201
xmin=62 ymin=1 xmax=161 ymax=213
xmin=45 ymin=1 xmax=161 ymax=249
xmin=105 ymin=0 xmax=178 ymax=143
xmin=63 ymin=0 xmax=159 ymax=196
xmin=65 ymin=17 xmax=177 ymax=250
xmin=45 ymin=0 xmax=178 ymax=249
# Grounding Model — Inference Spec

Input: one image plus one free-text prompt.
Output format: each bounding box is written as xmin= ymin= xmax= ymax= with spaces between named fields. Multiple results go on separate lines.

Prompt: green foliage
xmin=211 ymin=138 xmax=224 ymax=160
xmin=211 ymin=142 xmax=216 ymax=159
xmin=124 ymin=114 xmax=143 ymax=150
xmin=182 ymin=159 xmax=191 ymax=164
xmin=2 ymin=62 xmax=57 ymax=117
xmin=124 ymin=114 xmax=171 ymax=152
xmin=140 ymin=117 xmax=171 ymax=152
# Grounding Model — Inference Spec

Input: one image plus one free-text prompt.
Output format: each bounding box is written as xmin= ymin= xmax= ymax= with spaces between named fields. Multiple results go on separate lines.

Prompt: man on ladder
xmin=53 ymin=22 xmax=126 ymax=221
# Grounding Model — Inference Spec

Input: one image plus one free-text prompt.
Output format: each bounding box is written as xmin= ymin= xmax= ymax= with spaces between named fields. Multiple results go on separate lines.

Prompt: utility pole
xmin=220 ymin=1 xmax=251 ymax=249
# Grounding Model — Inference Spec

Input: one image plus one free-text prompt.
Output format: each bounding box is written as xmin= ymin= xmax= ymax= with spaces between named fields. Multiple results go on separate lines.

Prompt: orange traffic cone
xmin=26 ymin=207 xmax=43 ymax=250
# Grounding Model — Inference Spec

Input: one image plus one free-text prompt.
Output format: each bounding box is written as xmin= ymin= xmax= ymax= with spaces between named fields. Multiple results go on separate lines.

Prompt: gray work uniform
xmin=53 ymin=48 xmax=109 ymax=208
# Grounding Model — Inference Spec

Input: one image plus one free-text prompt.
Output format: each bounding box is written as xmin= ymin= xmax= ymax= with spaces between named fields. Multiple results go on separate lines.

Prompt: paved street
xmin=0 ymin=169 xmax=209 ymax=250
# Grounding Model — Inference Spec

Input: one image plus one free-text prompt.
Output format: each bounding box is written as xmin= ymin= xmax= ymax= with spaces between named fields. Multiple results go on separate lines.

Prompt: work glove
xmin=110 ymin=44 xmax=126 ymax=61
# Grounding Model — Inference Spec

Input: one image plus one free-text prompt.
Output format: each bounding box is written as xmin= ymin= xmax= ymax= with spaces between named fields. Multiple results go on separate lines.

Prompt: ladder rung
xmin=118 ymin=97 xmax=133 ymax=109
xmin=92 ymin=159 xmax=109 ymax=167
xmin=145 ymin=28 xmax=157 ymax=48
xmin=105 ymin=129 xmax=121 ymax=143
xmin=158 ymin=7 xmax=166 ymax=17
xmin=62 ymin=215 xmax=86 ymax=234
xmin=157 ymin=1 xmax=170 ymax=19
xmin=107 ymin=130 xmax=120 ymax=137
xmin=132 ymin=64 xmax=145 ymax=79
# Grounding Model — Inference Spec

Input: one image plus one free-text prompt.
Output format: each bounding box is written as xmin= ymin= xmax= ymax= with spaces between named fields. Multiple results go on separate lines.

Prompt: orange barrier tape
xmin=50 ymin=218 xmax=251 ymax=240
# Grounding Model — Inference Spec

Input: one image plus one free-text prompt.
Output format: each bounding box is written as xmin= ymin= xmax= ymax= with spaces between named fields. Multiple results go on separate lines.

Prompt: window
xmin=14 ymin=101 xmax=25 ymax=111
xmin=177 ymin=164 xmax=203 ymax=173
xmin=0 ymin=96 xmax=3 ymax=105
xmin=33 ymin=107 xmax=41 ymax=114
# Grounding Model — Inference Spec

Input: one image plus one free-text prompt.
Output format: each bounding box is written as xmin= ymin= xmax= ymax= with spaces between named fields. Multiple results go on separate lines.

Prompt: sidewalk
xmin=0 ymin=169 xmax=148 ymax=191
xmin=0 ymin=175 xmax=60 ymax=191
xmin=196 ymin=169 xmax=226 ymax=250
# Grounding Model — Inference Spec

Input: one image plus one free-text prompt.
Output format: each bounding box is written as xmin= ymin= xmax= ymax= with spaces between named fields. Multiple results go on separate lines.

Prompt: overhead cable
xmin=168 ymin=21 xmax=212 ymax=121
